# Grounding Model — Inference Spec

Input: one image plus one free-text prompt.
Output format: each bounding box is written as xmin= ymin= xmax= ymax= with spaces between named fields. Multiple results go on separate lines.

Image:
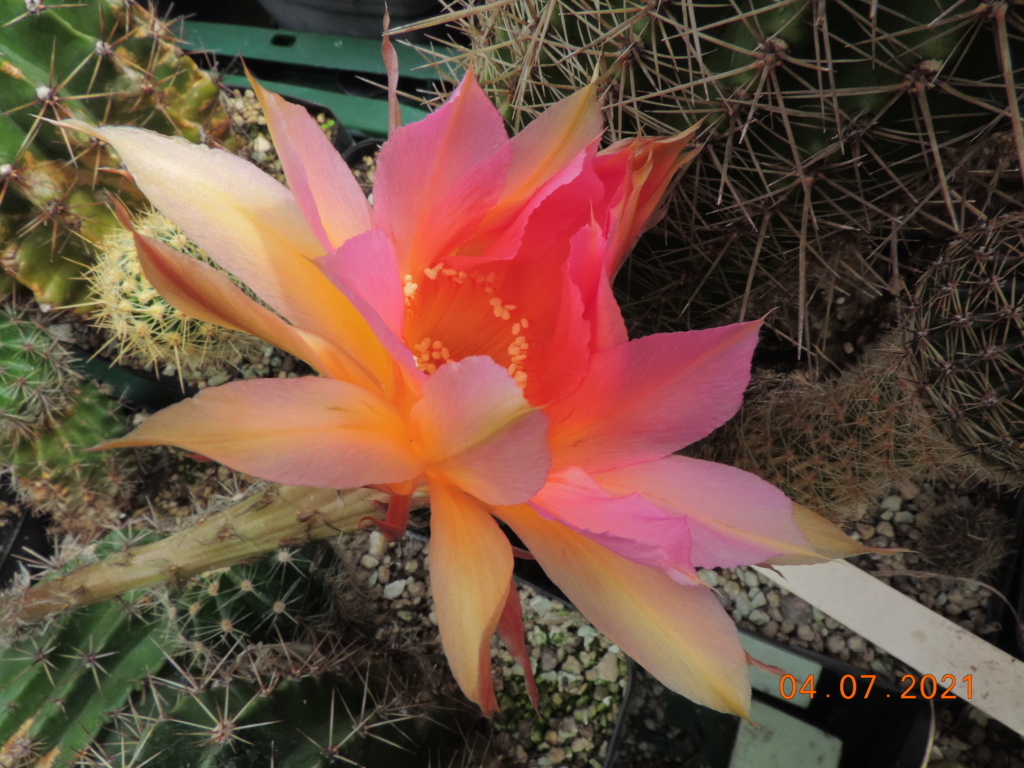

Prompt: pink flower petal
xmin=411 ymin=357 xmax=550 ymax=505
xmin=454 ymin=138 xmax=603 ymax=267
xmin=566 ymin=221 xmax=628 ymax=353
xmin=99 ymin=378 xmax=424 ymax=489
xmin=428 ymin=483 xmax=513 ymax=715
xmin=532 ymin=468 xmax=697 ymax=583
xmin=594 ymin=456 xmax=816 ymax=569
xmin=372 ymin=73 xmax=510 ymax=276
xmin=319 ymin=229 xmax=405 ymax=340
xmin=547 ymin=321 xmax=763 ymax=473
xmin=251 ymin=77 xmax=372 ymax=251
xmin=497 ymin=504 xmax=752 ymax=716
xmin=597 ymin=126 xmax=702 ymax=276
xmin=501 ymin=84 xmax=604 ymax=211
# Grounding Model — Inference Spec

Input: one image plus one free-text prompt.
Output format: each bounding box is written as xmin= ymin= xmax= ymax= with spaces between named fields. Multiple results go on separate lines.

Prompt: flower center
xmin=403 ymin=262 xmax=531 ymax=387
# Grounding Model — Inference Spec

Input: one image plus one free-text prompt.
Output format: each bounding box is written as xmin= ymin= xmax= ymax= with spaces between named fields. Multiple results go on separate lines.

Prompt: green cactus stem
xmin=10 ymin=485 xmax=429 ymax=624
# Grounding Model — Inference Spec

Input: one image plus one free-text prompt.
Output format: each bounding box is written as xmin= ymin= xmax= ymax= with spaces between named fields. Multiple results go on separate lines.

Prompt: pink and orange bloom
xmin=68 ymin=73 xmax=865 ymax=717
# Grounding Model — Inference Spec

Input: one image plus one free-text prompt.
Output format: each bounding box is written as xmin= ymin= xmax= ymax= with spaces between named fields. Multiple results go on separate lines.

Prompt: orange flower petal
xmin=99 ymin=378 xmax=424 ymax=489
xmin=497 ymin=504 xmax=751 ymax=716
xmin=599 ymin=125 xmax=702 ymax=276
xmin=132 ymin=232 xmax=378 ymax=388
xmin=428 ymin=483 xmax=513 ymax=715
xmin=496 ymin=579 xmax=539 ymax=711
xmin=764 ymin=504 xmax=881 ymax=565
xmin=493 ymin=83 xmax=604 ymax=221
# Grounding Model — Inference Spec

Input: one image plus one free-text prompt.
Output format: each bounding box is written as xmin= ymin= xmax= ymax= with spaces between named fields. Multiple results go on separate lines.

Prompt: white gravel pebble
xmin=368 ymin=531 xmax=387 ymax=558
xmin=698 ymin=569 xmax=719 ymax=587
xmin=880 ymin=495 xmax=902 ymax=514
xmin=382 ymin=579 xmax=407 ymax=599
xmin=360 ymin=554 xmax=379 ymax=569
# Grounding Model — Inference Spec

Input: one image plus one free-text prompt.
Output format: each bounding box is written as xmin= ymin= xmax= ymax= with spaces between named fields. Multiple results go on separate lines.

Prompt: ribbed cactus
xmin=1 ymin=536 xmax=480 ymax=768
xmin=0 ymin=306 xmax=80 ymax=443
xmin=1 ymin=380 xmax=130 ymax=535
xmin=901 ymin=214 xmax=1024 ymax=482
xmin=0 ymin=0 xmax=234 ymax=308
xmin=437 ymin=0 xmax=1024 ymax=360
xmin=168 ymin=544 xmax=342 ymax=666
xmin=94 ymin=670 xmax=474 ymax=768
xmin=86 ymin=208 xmax=263 ymax=376
xmin=0 ymin=599 xmax=169 ymax=767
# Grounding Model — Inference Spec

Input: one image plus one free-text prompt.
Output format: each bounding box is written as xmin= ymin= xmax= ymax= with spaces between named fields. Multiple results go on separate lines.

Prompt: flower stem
xmin=12 ymin=484 xmax=427 ymax=623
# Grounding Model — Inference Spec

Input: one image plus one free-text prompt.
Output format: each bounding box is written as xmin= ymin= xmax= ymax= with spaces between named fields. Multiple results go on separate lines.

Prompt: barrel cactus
xmin=1 ymin=537 xmax=482 ymax=767
xmin=1 ymin=380 xmax=131 ymax=535
xmin=900 ymin=214 xmax=1024 ymax=483
xmin=0 ymin=306 xmax=79 ymax=443
xmin=86 ymin=208 xmax=264 ymax=378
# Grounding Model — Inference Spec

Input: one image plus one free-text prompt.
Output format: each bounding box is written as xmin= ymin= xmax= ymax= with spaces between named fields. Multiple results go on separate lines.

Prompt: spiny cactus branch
xmin=11 ymin=485 xmax=429 ymax=623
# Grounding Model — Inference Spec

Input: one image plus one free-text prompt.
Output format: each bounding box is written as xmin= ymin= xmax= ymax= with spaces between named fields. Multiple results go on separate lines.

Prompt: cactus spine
xmin=7 ymin=484 xmax=429 ymax=624
xmin=0 ymin=306 xmax=79 ymax=442
xmin=1 ymin=542 xmax=478 ymax=767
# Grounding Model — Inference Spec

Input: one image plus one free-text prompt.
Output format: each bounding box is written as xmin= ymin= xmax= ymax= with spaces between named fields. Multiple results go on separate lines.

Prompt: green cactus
xmin=437 ymin=0 xmax=1024 ymax=361
xmin=0 ymin=599 xmax=170 ymax=767
xmin=0 ymin=0 xmax=234 ymax=308
xmin=1 ymin=532 xmax=481 ymax=768
xmin=901 ymin=214 xmax=1024 ymax=482
xmin=1 ymin=380 xmax=131 ymax=535
xmin=0 ymin=306 xmax=80 ymax=443
xmin=168 ymin=545 xmax=344 ymax=667
xmin=94 ymin=669 xmax=474 ymax=768
xmin=86 ymin=208 xmax=264 ymax=378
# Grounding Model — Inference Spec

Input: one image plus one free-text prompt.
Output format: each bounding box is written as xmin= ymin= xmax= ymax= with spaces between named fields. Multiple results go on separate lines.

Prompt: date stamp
xmin=779 ymin=673 xmax=973 ymax=700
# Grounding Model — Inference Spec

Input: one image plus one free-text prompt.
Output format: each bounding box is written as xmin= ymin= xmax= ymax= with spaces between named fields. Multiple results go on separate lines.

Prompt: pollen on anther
xmin=402 ymin=274 xmax=418 ymax=300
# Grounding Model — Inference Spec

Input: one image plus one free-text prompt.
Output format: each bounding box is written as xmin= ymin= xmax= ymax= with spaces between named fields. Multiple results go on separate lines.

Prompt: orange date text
xmin=778 ymin=673 xmax=972 ymax=700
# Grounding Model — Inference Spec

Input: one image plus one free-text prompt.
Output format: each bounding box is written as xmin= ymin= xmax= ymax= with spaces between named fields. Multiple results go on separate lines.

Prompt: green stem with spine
xmin=13 ymin=484 xmax=429 ymax=622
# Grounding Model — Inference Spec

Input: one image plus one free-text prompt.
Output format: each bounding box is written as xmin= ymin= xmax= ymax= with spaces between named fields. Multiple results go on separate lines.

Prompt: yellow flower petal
xmin=429 ymin=484 xmax=513 ymax=715
xmin=498 ymin=504 xmax=751 ymax=716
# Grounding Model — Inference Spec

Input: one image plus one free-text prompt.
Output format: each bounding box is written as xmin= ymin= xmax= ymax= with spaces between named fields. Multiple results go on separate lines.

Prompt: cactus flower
xmin=65 ymin=74 xmax=865 ymax=718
